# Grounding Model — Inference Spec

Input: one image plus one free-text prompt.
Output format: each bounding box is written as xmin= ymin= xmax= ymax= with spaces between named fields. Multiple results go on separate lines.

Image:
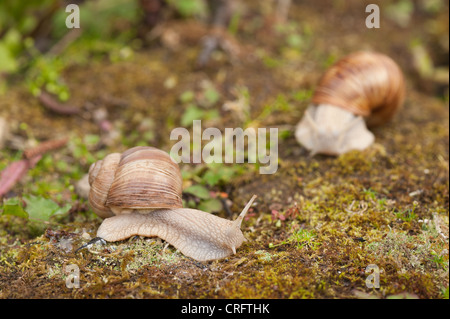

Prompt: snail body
xmin=88 ymin=146 xmax=256 ymax=262
xmin=97 ymin=204 xmax=252 ymax=262
xmin=295 ymin=51 xmax=405 ymax=155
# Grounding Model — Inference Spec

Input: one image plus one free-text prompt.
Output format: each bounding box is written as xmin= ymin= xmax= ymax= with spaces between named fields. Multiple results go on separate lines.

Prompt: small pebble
xmin=81 ymin=231 xmax=92 ymax=241
xmin=75 ymin=174 xmax=90 ymax=199
xmin=409 ymin=189 xmax=423 ymax=197
xmin=57 ymin=238 xmax=73 ymax=253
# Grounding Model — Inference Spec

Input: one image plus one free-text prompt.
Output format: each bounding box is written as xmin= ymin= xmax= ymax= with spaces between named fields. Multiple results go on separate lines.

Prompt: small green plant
xmin=376 ymin=197 xmax=387 ymax=210
xmin=442 ymin=286 xmax=449 ymax=299
xmin=179 ymin=84 xmax=221 ymax=127
xmin=181 ymin=163 xmax=245 ymax=213
xmin=182 ymin=162 xmax=245 ymax=188
xmin=430 ymin=251 xmax=448 ymax=269
xmin=396 ymin=210 xmax=417 ymax=222
xmin=394 ymin=203 xmax=418 ymax=222
xmin=269 ymin=229 xmax=320 ymax=250
xmin=26 ymin=53 xmax=70 ymax=101
xmin=228 ymin=10 xmax=241 ymax=35
xmin=180 ymin=105 xmax=220 ymax=127
xmin=183 ymin=183 xmax=222 ymax=213
xmin=166 ymin=0 xmax=207 ymax=18
xmin=2 ymin=196 xmax=70 ymax=221
xmin=0 ymin=0 xmax=56 ymax=74
xmin=363 ymin=188 xmax=377 ymax=200
xmin=257 ymin=94 xmax=293 ymax=122
xmin=292 ymin=89 xmax=313 ymax=102
xmin=1 ymin=195 xmax=71 ymax=236
xmin=1 ymin=0 xmax=139 ymax=98
xmin=69 ymin=136 xmax=99 ymax=165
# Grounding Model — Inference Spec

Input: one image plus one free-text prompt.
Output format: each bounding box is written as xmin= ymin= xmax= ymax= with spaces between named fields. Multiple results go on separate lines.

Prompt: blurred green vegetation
xmin=2 ymin=195 xmax=71 ymax=236
xmin=0 ymin=0 xmax=138 ymax=97
xmin=0 ymin=0 xmax=206 ymax=97
xmin=167 ymin=0 xmax=206 ymax=18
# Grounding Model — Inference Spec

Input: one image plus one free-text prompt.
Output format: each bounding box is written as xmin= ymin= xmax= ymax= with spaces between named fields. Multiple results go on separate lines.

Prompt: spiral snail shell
xmin=88 ymin=146 xmax=183 ymax=218
xmin=87 ymin=146 xmax=256 ymax=262
xmin=295 ymin=51 xmax=406 ymax=155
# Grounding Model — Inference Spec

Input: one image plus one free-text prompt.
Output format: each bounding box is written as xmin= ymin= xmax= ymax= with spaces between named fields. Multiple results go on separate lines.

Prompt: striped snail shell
xmin=88 ymin=146 xmax=183 ymax=218
xmin=295 ymin=51 xmax=406 ymax=155
xmin=87 ymin=146 xmax=256 ymax=262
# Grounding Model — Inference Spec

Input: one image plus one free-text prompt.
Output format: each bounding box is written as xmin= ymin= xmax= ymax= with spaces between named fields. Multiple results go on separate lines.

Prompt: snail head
xmin=296 ymin=104 xmax=375 ymax=156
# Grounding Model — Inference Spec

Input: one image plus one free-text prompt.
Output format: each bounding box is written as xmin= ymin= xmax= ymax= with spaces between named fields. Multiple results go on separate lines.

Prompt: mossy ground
xmin=0 ymin=1 xmax=448 ymax=298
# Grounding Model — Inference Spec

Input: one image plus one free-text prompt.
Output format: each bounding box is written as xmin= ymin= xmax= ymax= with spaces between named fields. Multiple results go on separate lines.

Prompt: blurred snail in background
xmin=295 ymin=51 xmax=406 ymax=156
xmin=87 ymin=146 xmax=256 ymax=262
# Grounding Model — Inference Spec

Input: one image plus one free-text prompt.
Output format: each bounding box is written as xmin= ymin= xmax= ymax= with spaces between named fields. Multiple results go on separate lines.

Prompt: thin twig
xmin=219 ymin=196 xmax=233 ymax=218
xmin=23 ymin=137 xmax=69 ymax=160
xmin=275 ymin=0 xmax=291 ymax=24
xmin=0 ymin=137 xmax=69 ymax=198
xmin=48 ymin=28 xmax=82 ymax=56
xmin=0 ymin=156 xmax=41 ymax=198
xmin=38 ymin=91 xmax=80 ymax=115
xmin=197 ymin=0 xmax=234 ymax=67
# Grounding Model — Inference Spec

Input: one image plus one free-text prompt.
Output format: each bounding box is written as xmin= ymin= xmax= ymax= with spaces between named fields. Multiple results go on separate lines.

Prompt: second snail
xmin=295 ymin=51 xmax=406 ymax=156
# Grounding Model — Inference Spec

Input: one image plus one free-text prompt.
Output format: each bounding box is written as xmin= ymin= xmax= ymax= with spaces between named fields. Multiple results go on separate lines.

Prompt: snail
xmin=87 ymin=146 xmax=257 ymax=262
xmin=295 ymin=51 xmax=406 ymax=155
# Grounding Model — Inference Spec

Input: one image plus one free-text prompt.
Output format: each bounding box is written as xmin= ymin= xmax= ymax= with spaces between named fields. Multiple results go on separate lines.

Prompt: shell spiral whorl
xmin=88 ymin=146 xmax=183 ymax=218
xmin=311 ymin=51 xmax=406 ymax=127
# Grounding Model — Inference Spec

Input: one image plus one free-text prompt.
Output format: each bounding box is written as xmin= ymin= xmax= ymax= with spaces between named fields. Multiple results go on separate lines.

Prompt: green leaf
xmin=203 ymin=87 xmax=220 ymax=107
xmin=286 ymin=33 xmax=303 ymax=49
xmin=204 ymin=109 xmax=220 ymax=120
xmin=179 ymin=90 xmax=195 ymax=103
xmin=279 ymin=129 xmax=292 ymax=140
xmin=183 ymin=184 xmax=211 ymax=199
xmin=201 ymin=164 xmax=243 ymax=186
xmin=202 ymin=170 xmax=222 ymax=186
xmin=0 ymin=42 xmax=18 ymax=73
xmin=2 ymin=197 xmax=28 ymax=218
xmin=168 ymin=0 xmax=206 ymax=17
xmin=215 ymin=165 xmax=239 ymax=183
xmin=180 ymin=105 xmax=204 ymax=127
xmin=198 ymin=198 xmax=223 ymax=213
xmin=292 ymin=89 xmax=313 ymax=102
xmin=23 ymin=195 xmax=70 ymax=222
xmin=84 ymin=134 xmax=101 ymax=146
